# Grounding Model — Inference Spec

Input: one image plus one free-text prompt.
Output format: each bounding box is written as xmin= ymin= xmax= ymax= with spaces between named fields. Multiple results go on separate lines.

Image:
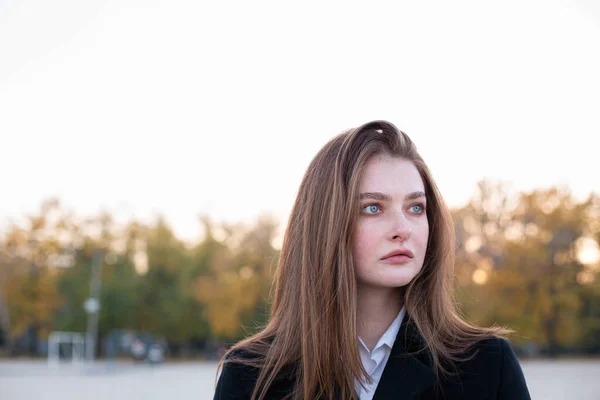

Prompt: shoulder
xmin=445 ymin=337 xmax=506 ymax=381
xmin=218 ymin=348 xmax=262 ymax=379
xmin=214 ymin=349 xmax=260 ymax=400
xmin=466 ymin=337 xmax=525 ymax=372
xmin=467 ymin=336 xmax=509 ymax=359
xmin=439 ymin=337 xmax=531 ymax=400
xmin=214 ymin=348 xmax=296 ymax=400
xmin=457 ymin=337 xmax=524 ymax=378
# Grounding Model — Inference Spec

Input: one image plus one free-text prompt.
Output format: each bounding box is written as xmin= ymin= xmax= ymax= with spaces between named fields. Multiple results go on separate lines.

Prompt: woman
xmin=214 ymin=120 xmax=531 ymax=400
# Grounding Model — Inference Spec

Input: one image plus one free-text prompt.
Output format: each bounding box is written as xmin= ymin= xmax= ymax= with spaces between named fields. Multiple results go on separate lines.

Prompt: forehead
xmin=359 ymin=155 xmax=425 ymax=193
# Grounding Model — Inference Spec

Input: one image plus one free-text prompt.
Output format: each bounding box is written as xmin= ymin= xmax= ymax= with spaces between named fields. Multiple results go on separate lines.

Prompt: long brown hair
xmin=218 ymin=120 xmax=510 ymax=400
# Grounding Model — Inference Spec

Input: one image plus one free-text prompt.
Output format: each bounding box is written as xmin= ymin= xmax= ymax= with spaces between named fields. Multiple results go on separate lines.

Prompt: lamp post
xmin=84 ymin=249 xmax=103 ymax=362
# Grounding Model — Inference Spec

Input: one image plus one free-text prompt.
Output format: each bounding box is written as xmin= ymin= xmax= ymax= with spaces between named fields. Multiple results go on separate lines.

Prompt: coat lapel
xmin=372 ymin=317 xmax=436 ymax=399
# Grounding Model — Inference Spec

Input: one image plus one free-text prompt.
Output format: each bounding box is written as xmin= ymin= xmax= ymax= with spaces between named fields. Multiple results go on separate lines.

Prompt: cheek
xmin=415 ymin=223 xmax=430 ymax=253
xmin=352 ymin=223 xmax=378 ymax=264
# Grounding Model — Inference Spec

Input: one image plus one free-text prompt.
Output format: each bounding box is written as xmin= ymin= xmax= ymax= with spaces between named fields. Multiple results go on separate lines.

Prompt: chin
xmin=357 ymin=264 xmax=423 ymax=290
xmin=385 ymin=279 xmax=414 ymax=288
xmin=378 ymin=270 xmax=421 ymax=288
xmin=363 ymin=275 xmax=418 ymax=289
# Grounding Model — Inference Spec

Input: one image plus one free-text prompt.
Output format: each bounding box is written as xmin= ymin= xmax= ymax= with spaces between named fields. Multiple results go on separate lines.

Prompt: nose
xmin=390 ymin=213 xmax=411 ymax=242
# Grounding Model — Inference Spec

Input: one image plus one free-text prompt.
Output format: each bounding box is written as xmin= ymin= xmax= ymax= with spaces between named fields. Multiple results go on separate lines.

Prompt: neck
xmin=356 ymin=285 xmax=404 ymax=351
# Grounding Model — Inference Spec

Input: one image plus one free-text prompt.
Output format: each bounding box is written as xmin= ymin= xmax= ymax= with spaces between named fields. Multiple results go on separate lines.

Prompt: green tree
xmin=135 ymin=217 xmax=188 ymax=342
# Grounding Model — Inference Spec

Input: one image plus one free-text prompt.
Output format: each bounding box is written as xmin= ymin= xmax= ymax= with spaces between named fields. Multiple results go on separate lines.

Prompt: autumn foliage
xmin=0 ymin=182 xmax=598 ymax=357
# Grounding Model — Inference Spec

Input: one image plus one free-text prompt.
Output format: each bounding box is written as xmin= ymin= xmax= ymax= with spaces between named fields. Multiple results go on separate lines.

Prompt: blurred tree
xmin=135 ymin=217 xmax=188 ymax=342
xmin=578 ymin=279 xmax=600 ymax=353
xmin=454 ymin=183 xmax=591 ymax=356
xmin=1 ymin=188 xmax=596 ymax=358
xmin=0 ymin=199 xmax=68 ymax=354
xmin=195 ymin=215 xmax=279 ymax=341
xmin=55 ymin=247 xmax=92 ymax=334
xmin=577 ymin=193 xmax=600 ymax=353
xmin=0 ymin=235 xmax=13 ymax=351
xmin=97 ymin=221 xmax=142 ymax=337
xmin=55 ymin=212 xmax=145 ymax=360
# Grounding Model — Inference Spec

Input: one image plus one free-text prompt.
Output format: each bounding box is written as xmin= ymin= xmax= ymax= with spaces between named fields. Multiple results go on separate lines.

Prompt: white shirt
xmin=354 ymin=306 xmax=406 ymax=400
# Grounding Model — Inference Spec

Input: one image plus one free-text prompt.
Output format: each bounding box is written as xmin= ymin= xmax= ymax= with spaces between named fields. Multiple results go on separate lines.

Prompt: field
xmin=1 ymin=359 xmax=599 ymax=399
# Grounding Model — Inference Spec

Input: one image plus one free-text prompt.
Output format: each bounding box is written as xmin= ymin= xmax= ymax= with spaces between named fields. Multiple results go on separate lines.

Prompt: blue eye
xmin=410 ymin=204 xmax=426 ymax=214
xmin=363 ymin=204 xmax=380 ymax=214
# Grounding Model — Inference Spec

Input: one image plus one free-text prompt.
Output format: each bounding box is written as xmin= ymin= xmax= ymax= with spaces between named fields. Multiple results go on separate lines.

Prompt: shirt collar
xmin=378 ymin=306 xmax=406 ymax=349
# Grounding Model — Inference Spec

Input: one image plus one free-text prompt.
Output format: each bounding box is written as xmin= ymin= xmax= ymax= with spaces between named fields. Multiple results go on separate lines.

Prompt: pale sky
xmin=1 ymin=0 xmax=599 ymax=243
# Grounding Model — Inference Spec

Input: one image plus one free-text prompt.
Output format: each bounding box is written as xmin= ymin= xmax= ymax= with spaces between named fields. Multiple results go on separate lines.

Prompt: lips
xmin=380 ymin=249 xmax=414 ymax=263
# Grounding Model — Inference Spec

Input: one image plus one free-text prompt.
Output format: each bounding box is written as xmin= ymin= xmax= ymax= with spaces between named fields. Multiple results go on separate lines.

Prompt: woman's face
xmin=352 ymin=155 xmax=429 ymax=290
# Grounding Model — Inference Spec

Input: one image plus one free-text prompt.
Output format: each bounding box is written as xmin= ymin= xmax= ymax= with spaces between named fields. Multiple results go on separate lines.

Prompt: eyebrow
xmin=359 ymin=191 xmax=426 ymax=202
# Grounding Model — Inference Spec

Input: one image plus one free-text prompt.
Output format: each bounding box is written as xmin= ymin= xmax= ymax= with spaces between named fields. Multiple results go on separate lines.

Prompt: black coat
xmin=214 ymin=317 xmax=531 ymax=400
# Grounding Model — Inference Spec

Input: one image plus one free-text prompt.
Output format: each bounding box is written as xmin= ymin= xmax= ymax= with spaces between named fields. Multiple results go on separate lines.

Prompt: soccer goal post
xmin=48 ymin=331 xmax=85 ymax=367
